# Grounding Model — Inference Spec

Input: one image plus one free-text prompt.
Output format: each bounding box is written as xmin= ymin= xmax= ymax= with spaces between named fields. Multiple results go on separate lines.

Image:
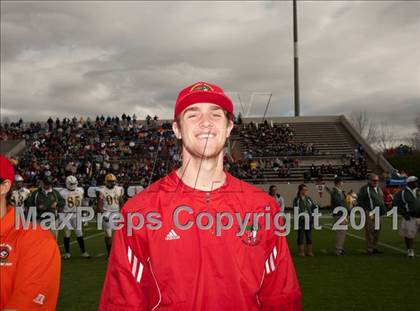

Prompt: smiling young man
xmin=99 ymin=82 xmax=302 ymax=311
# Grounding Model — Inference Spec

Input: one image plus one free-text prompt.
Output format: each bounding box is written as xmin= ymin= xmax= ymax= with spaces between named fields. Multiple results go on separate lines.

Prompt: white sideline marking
xmin=95 ymin=253 xmax=105 ymax=258
xmin=290 ymin=215 xmax=393 ymax=220
xmin=58 ymin=232 xmax=103 ymax=248
xmin=323 ymin=224 xmax=419 ymax=258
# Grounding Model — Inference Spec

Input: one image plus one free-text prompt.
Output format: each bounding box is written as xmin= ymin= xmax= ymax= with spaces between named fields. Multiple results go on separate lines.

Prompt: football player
xmin=97 ymin=173 xmax=124 ymax=256
xmin=59 ymin=175 xmax=90 ymax=259
xmin=11 ymin=174 xmax=31 ymax=209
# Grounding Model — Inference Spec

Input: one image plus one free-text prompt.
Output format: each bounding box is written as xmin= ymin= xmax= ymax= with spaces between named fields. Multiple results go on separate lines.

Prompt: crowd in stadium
xmin=225 ymin=157 xmax=298 ymax=180
xmin=1 ymin=115 xmax=372 ymax=189
xmin=2 ymin=116 xmax=180 ymax=189
xmin=304 ymin=155 xmax=368 ymax=182
xmin=233 ymin=120 xmax=317 ymax=157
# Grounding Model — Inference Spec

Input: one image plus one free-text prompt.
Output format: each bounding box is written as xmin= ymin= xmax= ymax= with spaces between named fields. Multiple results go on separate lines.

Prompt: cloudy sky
xmin=1 ymin=1 xmax=419 ymax=140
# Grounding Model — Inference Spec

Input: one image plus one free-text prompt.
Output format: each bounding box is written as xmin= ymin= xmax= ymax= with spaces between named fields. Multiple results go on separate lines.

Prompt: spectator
xmin=346 ymin=189 xmax=357 ymax=209
xmin=393 ymin=176 xmax=420 ymax=258
xmin=293 ymin=184 xmax=318 ymax=257
xmin=268 ymin=185 xmax=285 ymax=211
xmin=358 ymin=174 xmax=386 ymax=255
xmin=278 ymin=165 xmax=290 ymax=178
xmin=382 ymin=187 xmax=394 ymax=211
xmin=326 ymin=176 xmax=349 ymax=256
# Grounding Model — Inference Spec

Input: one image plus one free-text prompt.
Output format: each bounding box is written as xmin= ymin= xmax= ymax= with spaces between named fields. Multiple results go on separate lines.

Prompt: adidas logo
xmin=165 ymin=229 xmax=180 ymax=240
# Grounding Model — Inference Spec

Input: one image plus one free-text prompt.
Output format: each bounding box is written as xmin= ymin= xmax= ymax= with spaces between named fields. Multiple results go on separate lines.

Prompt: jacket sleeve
xmin=54 ymin=190 xmax=66 ymax=210
xmin=98 ymin=210 xmax=159 ymax=311
xmin=332 ymin=190 xmax=347 ymax=210
xmin=257 ymin=199 xmax=302 ymax=311
xmin=292 ymin=197 xmax=298 ymax=210
xmin=309 ymin=197 xmax=319 ymax=211
xmin=330 ymin=190 xmax=339 ymax=208
xmin=393 ymin=191 xmax=409 ymax=218
xmin=357 ymin=186 xmax=369 ymax=210
xmin=280 ymin=196 xmax=286 ymax=211
xmin=25 ymin=190 xmax=36 ymax=208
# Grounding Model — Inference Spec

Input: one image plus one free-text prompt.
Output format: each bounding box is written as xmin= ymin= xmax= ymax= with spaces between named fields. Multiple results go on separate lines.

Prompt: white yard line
xmin=323 ymin=223 xmax=419 ymax=258
xmin=58 ymin=232 xmax=103 ymax=248
xmin=289 ymin=215 xmax=394 ymax=220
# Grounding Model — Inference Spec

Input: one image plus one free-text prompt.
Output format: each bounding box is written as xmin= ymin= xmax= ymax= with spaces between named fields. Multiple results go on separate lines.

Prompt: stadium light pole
xmin=293 ymin=0 xmax=300 ymax=117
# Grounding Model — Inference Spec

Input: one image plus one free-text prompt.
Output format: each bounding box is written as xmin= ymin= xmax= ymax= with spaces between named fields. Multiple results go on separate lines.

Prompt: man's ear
xmin=226 ymin=119 xmax=234 ymax=138
xmin=172 ymin=121 xmax=182 ymax=139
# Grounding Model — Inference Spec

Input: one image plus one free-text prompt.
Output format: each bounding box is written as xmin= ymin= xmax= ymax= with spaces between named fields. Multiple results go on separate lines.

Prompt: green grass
xmin=56 ymin=225 xmax=107 ymax=311
xmin=57 ymin=218 xmax=420 ymax=311
xmin=290 ymin=218 xmax=420 ymax=311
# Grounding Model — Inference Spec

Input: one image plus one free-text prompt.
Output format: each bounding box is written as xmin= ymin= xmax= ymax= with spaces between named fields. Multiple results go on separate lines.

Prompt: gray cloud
xmin=1 ymin=1 xmax=419 ymax=141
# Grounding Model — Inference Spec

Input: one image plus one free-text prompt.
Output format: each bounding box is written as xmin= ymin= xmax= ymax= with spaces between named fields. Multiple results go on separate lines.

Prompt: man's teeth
xmin=197 ymin=134 xmax=215 ymax=138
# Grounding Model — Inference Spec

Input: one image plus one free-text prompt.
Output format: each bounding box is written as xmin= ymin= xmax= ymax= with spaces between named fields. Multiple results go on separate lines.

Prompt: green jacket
xmin=26 ymin=188 xmax=65 ymax=220
xmin=328 ymin=186 xmax=348 ymax=216
xmin=393 ymin=187 xmax=420 ymax=218
xmin=293 ymin=196 xmax=318 ymax=215
xmin=358 ymin=184 xmax=386 ymax=215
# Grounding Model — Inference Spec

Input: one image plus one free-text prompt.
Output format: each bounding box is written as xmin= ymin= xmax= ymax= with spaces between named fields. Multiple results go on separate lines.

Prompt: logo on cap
xmin=190 ymin=82 xmax=213 ymax=93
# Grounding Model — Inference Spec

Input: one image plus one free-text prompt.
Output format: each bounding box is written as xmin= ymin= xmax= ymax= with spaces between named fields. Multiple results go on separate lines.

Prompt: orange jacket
xmin=0 ymin=206 xmax=61 ymax=310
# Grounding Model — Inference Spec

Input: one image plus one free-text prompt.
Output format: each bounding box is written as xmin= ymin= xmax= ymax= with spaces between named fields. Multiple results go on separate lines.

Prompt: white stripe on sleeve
xmin=269 ymin=253 xmax=275 ymax=271
xmin=132 ymin=256 xmax=138 ymax=277
xmin=128 ymin=246 xmax=132 ymax=264
xmin=136 ymin=262 xmax=144 ymax=283
xmin=265 ymin=260 xmax=270 ymax=274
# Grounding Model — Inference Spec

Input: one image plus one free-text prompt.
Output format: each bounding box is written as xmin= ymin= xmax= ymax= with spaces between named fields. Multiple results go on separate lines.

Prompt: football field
xmin=57 ymin=216 xmax=420 ymax=311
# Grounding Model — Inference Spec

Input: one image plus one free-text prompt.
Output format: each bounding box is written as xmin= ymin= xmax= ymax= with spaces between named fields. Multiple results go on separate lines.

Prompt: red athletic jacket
xmin=99 ymin=170 xmax=301 ymax=311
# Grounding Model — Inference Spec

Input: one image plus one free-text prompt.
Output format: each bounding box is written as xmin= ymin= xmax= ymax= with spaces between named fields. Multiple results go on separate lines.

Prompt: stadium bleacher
xmin=0 ymin=114 xmax=394 ymax=207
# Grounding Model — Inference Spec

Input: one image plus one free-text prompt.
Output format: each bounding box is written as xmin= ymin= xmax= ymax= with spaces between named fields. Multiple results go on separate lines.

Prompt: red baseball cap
xmin=174 ymin=81 xmax=233 ymax=120
xmin=0 ymin=154 xmax=15 ymax=186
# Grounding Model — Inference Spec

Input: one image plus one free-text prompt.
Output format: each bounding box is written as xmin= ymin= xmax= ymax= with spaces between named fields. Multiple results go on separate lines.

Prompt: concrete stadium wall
xmin=254 ymin=180 xmax=369 ymax=209
xmin=146 ymin=115 xmax=343 ymax=124
xmin=237 ymin=115 xmax=342 ymax=124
